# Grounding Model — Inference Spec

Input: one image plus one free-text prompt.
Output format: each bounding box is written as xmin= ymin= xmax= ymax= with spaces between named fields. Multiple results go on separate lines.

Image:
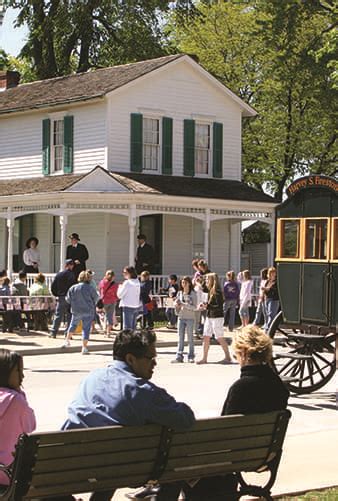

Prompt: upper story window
xmin=143 ymin=117 xmax=159 ymax=171
xmin=195 ymin=123 xmax=210 ymax=175
xmin=52 ymin=119 xmax=64 ymax=172
xmin=184 ymin=119 xmax=222 ymax=178
xmin=42 ymin=115 xmax=74 ymax=176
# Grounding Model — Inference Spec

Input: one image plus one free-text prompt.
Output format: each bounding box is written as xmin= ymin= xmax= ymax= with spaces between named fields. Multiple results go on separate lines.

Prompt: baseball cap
xmin=65 ymin=259 xmax=74 ymax=266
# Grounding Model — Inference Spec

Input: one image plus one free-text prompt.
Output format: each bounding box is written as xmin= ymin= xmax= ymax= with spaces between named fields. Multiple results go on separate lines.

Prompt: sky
xmin=0 ymin=7 xmax=27 ymax=56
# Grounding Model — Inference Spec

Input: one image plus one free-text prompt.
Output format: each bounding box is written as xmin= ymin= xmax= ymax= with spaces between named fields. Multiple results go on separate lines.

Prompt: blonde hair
xmin=206 ymin=273 xmax=222 ymax=299
xmin=78 ymin=270 xmax=92 ymax=283
xmin=234 ymin=326 xmax=272 ymax=364
xmin=267 ymin=267 xmax=276 ymax=279
xmin=140 ymin=270 xmax=150 ymax=279
xmin=242 ymin=269 xmax=251 ymax=281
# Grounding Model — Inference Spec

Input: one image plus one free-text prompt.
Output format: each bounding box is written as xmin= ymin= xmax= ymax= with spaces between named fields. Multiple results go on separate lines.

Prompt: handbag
xmin=96 ymin=280 xmax=115 ymax=310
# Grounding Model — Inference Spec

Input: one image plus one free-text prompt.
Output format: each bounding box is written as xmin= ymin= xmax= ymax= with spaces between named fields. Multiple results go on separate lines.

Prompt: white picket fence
xmin=13 ymin=273 xmax=260 ymax=297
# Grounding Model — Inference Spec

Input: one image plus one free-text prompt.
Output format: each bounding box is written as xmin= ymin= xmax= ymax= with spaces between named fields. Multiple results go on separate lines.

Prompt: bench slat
xmin=36 ymin=435 xmax=160 ymax=460
xmin=35 ymin=423 xmax=161 ymax=445
xmin=27 ymin=473 xmax=148 ymax=497
xmin=171 ymin=422 xmax=275 ymax=445
xmin=34 ymin=448 xmax=157 ymax=474
xmin=160 ymin=458 xmax=266 ymax=482
xmin=31 ymin=461 xmax=155 ymax=487
xmin=176 ymin=412 xmax=278 ymax=433
xmin=165 ymin=447 xmax=268 ymax=470
xmin=169 ymin=435 xmax=271 ymax=457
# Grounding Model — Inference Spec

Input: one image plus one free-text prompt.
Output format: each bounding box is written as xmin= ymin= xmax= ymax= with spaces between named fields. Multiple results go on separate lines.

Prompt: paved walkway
xmin=1 ymin=327 xmax=337 ymax=499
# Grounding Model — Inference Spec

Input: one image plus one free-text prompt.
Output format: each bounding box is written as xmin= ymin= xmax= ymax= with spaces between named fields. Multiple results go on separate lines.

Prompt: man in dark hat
xmin=49 ymin=259 xmax=76 ymax=338
xmin=135 ymin=234 xmax=155 ymax=274
xmin=66 ymin=233 xmax=89 ymax=280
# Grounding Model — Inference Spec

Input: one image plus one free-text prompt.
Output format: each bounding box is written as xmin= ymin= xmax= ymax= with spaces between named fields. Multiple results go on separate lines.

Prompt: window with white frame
xmin=143 ymin=117 xmax=159 ymax=171
xmin=52 ymin=119 xmax=64 ymax=172
xmin=195 ymin=123 xmax=210 ymax=174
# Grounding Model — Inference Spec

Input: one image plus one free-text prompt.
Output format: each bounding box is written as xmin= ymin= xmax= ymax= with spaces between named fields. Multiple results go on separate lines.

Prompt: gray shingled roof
xmin=0 ymin=54 xmax=183 ymax=115
xmin=0 ymin=169 xmax=275 ymax=204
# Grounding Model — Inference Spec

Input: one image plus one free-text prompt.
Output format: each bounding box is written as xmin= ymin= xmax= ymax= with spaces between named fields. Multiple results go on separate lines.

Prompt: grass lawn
xmin=277 ymin=487 xmax=338 ymax=500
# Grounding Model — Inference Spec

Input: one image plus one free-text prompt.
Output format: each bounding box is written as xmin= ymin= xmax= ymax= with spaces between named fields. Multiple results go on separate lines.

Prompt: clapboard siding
xmin=162 ymin=215 xmax=193 ymax=275
xmin=242 ymin=242 xmax=268 ymax=275
xmin=106 ymin=214 xmax=129 ymax=282
xmin=108 ymin=60 xmax=241 ymax=180
xmin=0 ymin=102 xmax=106 ymax=180
xmin=210 ymin=219 xmax=230 ymax=274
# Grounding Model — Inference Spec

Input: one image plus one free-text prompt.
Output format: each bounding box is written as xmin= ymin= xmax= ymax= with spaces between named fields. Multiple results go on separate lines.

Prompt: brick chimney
xmin=0 ymin=71 xmax=21 ymax=91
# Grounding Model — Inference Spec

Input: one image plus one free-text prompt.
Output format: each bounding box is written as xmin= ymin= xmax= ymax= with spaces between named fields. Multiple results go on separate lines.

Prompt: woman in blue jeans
xmin=117 ymin=266 xmax=141 ymax=330
xmin=263 ymin=267 xmax=280 ymax=333
xmin=172 ymin=276 xmax=197 ymax=363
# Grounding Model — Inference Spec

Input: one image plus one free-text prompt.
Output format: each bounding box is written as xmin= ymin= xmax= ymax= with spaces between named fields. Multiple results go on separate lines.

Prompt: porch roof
xmin=0 ymin=169 xmax=275 ymax=204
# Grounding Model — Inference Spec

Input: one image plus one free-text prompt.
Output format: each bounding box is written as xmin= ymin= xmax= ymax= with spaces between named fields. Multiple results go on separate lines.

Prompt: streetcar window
xmin=333 ymin=219 xmax=338 ymax=260
xmin=305 ymin=219 xmax=328 ymax=260
xmin=280 ymin=220 xmax=300 ymax=258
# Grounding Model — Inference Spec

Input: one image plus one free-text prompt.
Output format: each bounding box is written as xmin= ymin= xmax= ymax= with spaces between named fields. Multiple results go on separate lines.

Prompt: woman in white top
xmin=117 ymin=266 xmax=141 ymax=330
xmin=23 ymin=237 xmax=40 ymax=273
xmin=239 ymin=269 xmax=253 ymax=328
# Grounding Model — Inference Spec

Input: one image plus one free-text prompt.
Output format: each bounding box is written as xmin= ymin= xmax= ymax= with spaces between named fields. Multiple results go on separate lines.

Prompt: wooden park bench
xmin=0 ymin=410 xmax=290 ymax=501
xmin=0 ymin=296 xmax=56 ymax=333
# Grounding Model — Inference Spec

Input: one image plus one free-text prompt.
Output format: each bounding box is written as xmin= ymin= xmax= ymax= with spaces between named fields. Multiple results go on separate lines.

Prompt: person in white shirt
xmin=239 ymin=270 xmax=253 ymax=328
xmin=23 ymin=237 xmax=40 ymax=273
xmin=117 ymin=266 xmax=141 ymax=330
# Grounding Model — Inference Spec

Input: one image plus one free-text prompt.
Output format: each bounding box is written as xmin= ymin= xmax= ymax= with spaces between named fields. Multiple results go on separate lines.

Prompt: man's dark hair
xmin=18 ymin=270 xmax=27 ymax=280
xmin=113 ymin=329 xmax=156 ymax=361
xmin=169 ymin=274 xmax=178 ymax=281
xmin=123 ymin=266 xmax=138 ymax=279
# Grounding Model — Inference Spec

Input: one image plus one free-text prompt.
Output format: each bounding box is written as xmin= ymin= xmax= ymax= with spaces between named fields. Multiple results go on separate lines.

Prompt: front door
xmin=139 ymin=215 xmax=162 ymax=274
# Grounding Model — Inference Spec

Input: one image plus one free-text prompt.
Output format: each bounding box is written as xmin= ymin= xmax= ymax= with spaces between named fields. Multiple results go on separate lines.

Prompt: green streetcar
xmin=269 ymin=174 xmax=337 ymax=394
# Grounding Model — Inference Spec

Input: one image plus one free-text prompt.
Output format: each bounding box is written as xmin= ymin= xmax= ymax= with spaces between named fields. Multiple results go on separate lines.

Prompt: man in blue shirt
xmin=49 ymin=259 xmax=76 ymax=338
xmin=62 ymin=329 xmax=195 ymax=500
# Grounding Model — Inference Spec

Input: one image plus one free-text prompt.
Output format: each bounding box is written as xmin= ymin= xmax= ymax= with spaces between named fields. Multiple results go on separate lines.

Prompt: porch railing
xmin=12 ymin=273 xmax=260 ymax=297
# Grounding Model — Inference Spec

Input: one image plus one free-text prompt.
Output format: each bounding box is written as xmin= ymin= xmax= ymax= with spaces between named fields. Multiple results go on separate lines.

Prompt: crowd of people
xmin=1 ymin=234 xmax=281 ymax=360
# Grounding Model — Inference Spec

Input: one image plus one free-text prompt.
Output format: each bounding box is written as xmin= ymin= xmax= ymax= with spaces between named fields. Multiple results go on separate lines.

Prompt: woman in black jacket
xmin=197 ymin=273 xmax=232 ymax=365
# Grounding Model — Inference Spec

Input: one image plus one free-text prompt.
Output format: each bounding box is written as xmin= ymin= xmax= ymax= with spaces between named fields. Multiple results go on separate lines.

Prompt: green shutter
xmin=213 ymin=122 xmax=223 ymax=178
xmin=42 ymin=118 xmax=51 ymax=175
xmin=184 ymin=119 xmax=195 ymax=176
xmin=63 ymin=115 xmax=74 ymax=174
xmin=130 ymin=113 xmax=143 ymax=172
xmin=162 ymin=117 xmax=173 ymax=175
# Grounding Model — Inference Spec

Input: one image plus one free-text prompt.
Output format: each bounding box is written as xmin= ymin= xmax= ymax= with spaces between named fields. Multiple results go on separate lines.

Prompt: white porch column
xmin=203 ymin=209 xmax=210 ymax=264
xmin=229 ymin=221 xmax=241 ymax=273
xmin=267 ymin=218 xmax=275 ymax=266
xmin=59 ymin=214 xmax=68 ymax=270
xmin=128 ymin=204 xmax=137 ymax=266
xmin=6 ymin=214 xmax=14 ymax=278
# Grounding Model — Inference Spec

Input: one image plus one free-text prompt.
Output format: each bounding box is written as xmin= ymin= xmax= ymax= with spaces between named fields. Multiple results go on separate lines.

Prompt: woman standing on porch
xmin=23 ymin=237 xmax=40 ymax=273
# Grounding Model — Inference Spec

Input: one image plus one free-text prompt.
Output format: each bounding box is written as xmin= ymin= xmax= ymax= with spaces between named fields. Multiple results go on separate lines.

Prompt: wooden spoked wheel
xmin=268 ymin=311 xmax=336 ymax=394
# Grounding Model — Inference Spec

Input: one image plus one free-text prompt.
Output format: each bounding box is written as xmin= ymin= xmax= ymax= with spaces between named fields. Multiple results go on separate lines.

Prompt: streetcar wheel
xmin=268 ymin=312 xmax=336 ymax=394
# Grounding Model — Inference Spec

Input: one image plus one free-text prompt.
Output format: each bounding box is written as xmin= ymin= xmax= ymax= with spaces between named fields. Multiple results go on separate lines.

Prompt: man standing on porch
xmin=135 ymin=234 xmax=154 ymax=275
xmin=66 ymin=233 xmax=89 ymax=280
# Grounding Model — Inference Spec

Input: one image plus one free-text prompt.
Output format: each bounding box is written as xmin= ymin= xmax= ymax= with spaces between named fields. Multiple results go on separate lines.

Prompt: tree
xmin=171 ymin=1 xmax=337 ymax=199
xmin=7 ymin=0 xmax=191 ymax=80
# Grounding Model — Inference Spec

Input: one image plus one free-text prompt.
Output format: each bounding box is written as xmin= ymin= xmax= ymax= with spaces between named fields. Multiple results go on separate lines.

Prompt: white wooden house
xmin=0 ymin=54 xmax=276 ymax=281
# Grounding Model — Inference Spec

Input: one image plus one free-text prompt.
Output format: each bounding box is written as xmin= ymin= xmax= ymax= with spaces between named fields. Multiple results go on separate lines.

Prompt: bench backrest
xmin=5 ymin=410 xmax=291 ymax=500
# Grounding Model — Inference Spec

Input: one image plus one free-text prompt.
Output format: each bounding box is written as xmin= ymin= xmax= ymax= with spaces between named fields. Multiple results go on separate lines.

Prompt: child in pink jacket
xmin=0 ymin=349 xmax=36 ymax=486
